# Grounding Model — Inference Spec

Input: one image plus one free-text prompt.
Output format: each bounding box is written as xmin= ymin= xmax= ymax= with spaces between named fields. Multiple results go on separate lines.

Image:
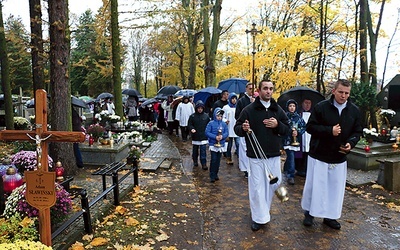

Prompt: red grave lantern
xmin=2 ymin=167 xmax=23 ymax=194
xmin=55 ymin=161 xmax=65 ymax=182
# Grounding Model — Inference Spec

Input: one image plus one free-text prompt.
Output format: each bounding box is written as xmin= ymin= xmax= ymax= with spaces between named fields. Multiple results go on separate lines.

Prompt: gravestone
xmin=377 ymin=74 xmax=400 ymax=127
xmin=0 ymin=89 xmax=85 ymax=246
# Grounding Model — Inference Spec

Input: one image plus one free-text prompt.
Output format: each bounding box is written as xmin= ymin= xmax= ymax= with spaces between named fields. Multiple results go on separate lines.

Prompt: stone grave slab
xmin=159 ymin=159 xmax=172 ymax=170
xmin=140 ymin=157 xmax=165 ymax=171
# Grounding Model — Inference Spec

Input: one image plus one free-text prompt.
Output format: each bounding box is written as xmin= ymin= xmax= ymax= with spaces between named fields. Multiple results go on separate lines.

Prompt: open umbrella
xmin=174 ymin=89 xmax=197 ymax=97
xmin=277 ymin=86 xmax=325 ymax=111
xmin=193 ymin=87 xmax=222 ymax=104
xmin=71 ymin=96 xmax=88 ymax=108
xmin=96 ymin=92 xmax=113 ymax=101
xmin=79 ymin=96 xmax=95 ymax=103
xmin=122 ymin=88 xmax=142 ymax=97
xmin=217 ymin=78 xmax=248 ymax=94
xmin=156 ymin=85 xmax=182 ymax=99
xmin=140 ymin=98 xmax=159 ymax=108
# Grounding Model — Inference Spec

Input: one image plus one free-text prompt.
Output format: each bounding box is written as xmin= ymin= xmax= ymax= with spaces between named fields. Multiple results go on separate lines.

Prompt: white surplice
xmin=248 ymin=156 xmax=281 ymax=224
xmin=238 ymin=137 xmax=249 ymax=172
xmin=301 ymin=156 xmax=347 ymax=219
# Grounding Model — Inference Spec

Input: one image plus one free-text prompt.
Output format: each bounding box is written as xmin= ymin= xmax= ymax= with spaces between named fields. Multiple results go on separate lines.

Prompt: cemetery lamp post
xmin=245 ymin=23 xmax=262 ymax=95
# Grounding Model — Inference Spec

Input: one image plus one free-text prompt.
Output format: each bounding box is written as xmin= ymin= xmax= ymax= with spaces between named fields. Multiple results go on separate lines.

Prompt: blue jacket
xmin=206 ymin=107 xmax=229 ymax=147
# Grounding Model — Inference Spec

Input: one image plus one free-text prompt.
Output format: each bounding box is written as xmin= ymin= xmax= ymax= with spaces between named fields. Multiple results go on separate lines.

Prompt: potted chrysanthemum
xmin=87 ymin=123 xmax=106 ymax=141
xmin=127 ymin=145 xmax=143 ymax=164
xmin=13 ymin=116 xmax=30 ymax=130
xmin=3 ymin=183 xmax=72 ymax=226
xmin=10 ymin=151 xmax=53 ymax=175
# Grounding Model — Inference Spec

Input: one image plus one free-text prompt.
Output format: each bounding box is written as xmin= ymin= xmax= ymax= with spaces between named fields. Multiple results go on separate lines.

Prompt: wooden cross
xmin=0 ymin=89 xmax=85 ymax=246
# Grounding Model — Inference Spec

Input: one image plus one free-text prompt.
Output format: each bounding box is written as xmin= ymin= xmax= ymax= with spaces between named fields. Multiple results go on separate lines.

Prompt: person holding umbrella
xmin=125 ymin=96 xmax=138 ymax=121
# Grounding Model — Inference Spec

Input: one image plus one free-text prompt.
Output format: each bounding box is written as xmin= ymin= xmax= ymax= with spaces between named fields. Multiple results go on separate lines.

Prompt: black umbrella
xmin=71 ymin=95 xmax=88 ymax=108
xmin=277 ymin=86 xmax=325 ymax=111
xmin=157 ymin=85 xmax=182 ymax=97
xmin=140 ymin=98 xmax=159 ymax=108
xmin=96 ymin=92 xmax=113 ymax=101
xmin=122 ymin=88 xmax=141 ymax=97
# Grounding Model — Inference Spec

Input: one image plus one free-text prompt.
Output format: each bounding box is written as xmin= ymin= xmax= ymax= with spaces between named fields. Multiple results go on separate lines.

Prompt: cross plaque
xmin=0 ymin=89 xmax=85 ymax=246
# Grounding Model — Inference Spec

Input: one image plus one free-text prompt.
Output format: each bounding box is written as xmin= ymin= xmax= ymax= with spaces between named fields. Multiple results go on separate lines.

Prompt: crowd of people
xmin=154 ymin=78 xmax=361 ymax=233
xmin=83 ymin=78 xmax=361 ymax=232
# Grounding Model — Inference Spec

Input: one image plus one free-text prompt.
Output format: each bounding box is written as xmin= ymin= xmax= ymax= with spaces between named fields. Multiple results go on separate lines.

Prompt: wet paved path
xmin=166 ymin=133 xmax=400 ymax=249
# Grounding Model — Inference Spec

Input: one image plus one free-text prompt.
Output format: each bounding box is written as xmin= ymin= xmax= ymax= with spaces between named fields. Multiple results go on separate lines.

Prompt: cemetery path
xmin=56 ymin=133 xmax=400 ymax=249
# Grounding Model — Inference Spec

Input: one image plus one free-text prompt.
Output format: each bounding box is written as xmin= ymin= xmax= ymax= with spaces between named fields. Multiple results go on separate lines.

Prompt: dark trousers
xmin=226 ymin=137 xmax=239 ymax=158
xmin=168 ymin=121 xmax=179 ymax=135
xmin=180 ymin=126 xmax=189 ymax=140
xmin=192 ymin=144 xmax=207 ymax=166
xmin=73 ymin=143 xmax=84 ymax=168
xmin=210 ymin=151 xmax=222 ymax=180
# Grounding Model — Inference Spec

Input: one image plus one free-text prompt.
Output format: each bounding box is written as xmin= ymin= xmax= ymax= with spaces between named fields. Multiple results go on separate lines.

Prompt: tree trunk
xmin=48 ymin=0 xmax=76 ymax=175
xmin=202 ymin=0 xmax=211 ymax=86
xmin=366 ymin=0 xmax=385 ymax=86
xmin=183 ymin=0 xmax=200 ymax=89
xmin=111 ymin=0 xmax=123 ymax=117
xmin=202 ymin=0 xmax=222 ymax=87
xmin=0 ymin=4 xmax=14 ymax=129
xmin=359 ymin=0 xmax=369 ymax=84
xmin=29 ymin=0 xmax=45 ymax=91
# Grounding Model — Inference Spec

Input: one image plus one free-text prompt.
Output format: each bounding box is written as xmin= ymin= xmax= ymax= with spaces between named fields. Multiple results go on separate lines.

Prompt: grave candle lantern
xmin=55 ymin=161 xmax=65 ymax=182
xmin=3 ymin=167 xmax=23 ymax=194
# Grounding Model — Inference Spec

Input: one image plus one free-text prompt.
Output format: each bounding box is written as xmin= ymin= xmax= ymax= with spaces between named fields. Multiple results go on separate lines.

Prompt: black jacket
xmin=188 ymin=102 xmax=210 ymax=141
xmin=307 ymin=95 xmax=362 ymax=163
xmin=234 ymin=97 xmax=290 ymax=158
xmin=235 ymin=94 xmax=251 ymax=120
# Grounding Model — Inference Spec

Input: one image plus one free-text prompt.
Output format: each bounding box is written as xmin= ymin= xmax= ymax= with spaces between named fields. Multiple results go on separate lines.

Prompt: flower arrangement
xmin=13 ymin=117 xmax=30 ymax=130
xmin=363 ymin=128 xmax=379 ymax=142
xmin=29 ymin=115 xmax=35 ymax=124
xmin=131 ymin=121 xmax=141 ymax=127
xmin=0 ymin=214 xmax=39 ymax=244
xmin=87 ymin=123 xmax=106 ymax=139
xmin=128 ymin=145 xmax=143 ymax=160
xmin=3 ymin=183 xmax=72 ymax=225
xmin=109 ymin=114 xmax=121 ymax=123
xmin=10 ymin=151 xmax=53 ymax=173
xmin=379 ymin=108 xmax=396 ymax=127
xmin=99 ymin=110 xmax=110 ymax=121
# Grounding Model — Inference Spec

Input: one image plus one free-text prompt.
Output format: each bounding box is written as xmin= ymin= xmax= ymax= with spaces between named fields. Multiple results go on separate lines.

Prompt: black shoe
xmin=303 ymin=211 xmax=314 ymax=227
xmin=244 ymin=171 xmax=248 ymax=178
xmin=288 ymin=178 xmax=295 ymax=185
xmin=210 ymin=178 xmax=215 ymax=183
xmin=193 ymin=162 xmax=199 ymax=167
xmin=323 ymin=218 xmax=341 ymax=229
xmin=202 ymin=165 xmax=208 ymax=170
xmin=215 ymin=176 xmax=219 ymax=181
xmin=251 ymin=221 xmax=262 ymax=231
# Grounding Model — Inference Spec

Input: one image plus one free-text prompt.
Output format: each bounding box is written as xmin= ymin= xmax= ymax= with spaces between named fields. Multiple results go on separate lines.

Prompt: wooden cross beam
xmin=0 ymin=89 xmax=85 ymax=246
